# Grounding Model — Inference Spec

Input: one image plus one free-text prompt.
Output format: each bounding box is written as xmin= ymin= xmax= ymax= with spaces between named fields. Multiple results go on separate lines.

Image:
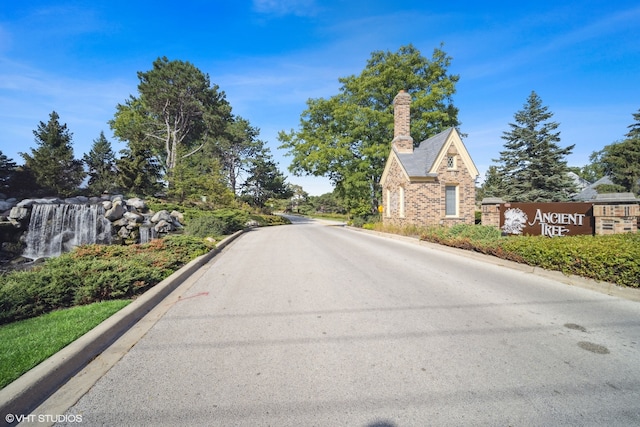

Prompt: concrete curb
xmin=0 ymin=230 xmax=245 ymax=420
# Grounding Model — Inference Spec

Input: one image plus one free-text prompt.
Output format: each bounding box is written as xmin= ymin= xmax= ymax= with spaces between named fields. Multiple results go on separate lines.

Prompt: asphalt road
xmin=56 ymin=217 xmax=640 ymax=426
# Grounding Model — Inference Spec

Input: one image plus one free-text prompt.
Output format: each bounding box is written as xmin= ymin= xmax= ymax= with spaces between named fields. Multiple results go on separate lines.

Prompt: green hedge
xmin=420 ymin=225 xmax=640 ymax=288
xmin=0 ymin=235 xmax=214 ymax=325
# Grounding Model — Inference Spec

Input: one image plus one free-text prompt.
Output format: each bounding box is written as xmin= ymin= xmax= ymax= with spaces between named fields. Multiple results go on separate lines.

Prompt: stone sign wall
xmin=481 ymin=196 xmax=640 ymax=236
xmin=500 ymin=202 xmax=594 ymax=237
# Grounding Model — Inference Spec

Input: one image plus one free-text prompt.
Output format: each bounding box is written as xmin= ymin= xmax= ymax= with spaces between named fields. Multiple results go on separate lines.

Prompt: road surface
xmin=56 ymin=217 xmax=640 ymax=426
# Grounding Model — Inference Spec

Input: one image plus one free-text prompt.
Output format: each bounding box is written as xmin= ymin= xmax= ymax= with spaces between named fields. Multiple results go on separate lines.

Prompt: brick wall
xmin=382 ymin=148 xmax=476 ymax=227
xmin=481 ymin=203 xmax=502 ymax=228
xmin=481 ymin=201 xmax=639 ymax=235
xmin=593 ymin=203 xmax=640 ymax=235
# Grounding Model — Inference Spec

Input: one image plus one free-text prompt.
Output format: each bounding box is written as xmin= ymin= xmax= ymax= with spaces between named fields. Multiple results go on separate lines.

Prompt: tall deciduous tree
xmin=83 ymin=131 xmax=117 ymax=194
xmin=21 ymin=111 xmax=85 ymax=197
xmin=599 ymin=109 xmax=640 ymax=195
xmin=169 ymin=146 xmax=234 ymax=205
xmin=279 ymin=44 xmax=460 ymax=215
xmin=110 ymin=57 xmax=231 ymax=187
xmin=493 ymin=92 xmax=576 ymax=202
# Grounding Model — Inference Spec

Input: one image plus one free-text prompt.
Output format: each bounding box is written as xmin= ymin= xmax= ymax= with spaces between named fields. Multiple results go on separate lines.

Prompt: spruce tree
xmin=21 ymin=111 xmax=85 ymax=197
xmin=83 ymin=131 xmax=118 ymax=194
xmin=494 ymin=92 xmax=576 ymax=202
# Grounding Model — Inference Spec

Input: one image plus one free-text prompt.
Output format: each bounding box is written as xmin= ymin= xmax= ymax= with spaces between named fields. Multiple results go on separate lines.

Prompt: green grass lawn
xmin=309 ymin=213 xmax=350 ymax=222
xmin=0 ymin=299 xmax=131 ymax=389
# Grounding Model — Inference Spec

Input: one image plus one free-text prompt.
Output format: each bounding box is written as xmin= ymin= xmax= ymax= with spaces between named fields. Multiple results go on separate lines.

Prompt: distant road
xmin=58 ymin=217 xmax=640 ymax=426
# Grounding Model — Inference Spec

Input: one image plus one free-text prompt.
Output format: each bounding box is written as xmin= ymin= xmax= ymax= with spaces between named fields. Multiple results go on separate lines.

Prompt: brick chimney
xmin=392 ymin=90 xmax=413 ymax=153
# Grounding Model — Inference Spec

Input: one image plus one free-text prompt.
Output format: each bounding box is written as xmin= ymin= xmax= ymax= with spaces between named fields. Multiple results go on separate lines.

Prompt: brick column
xmin=481 ymin=197 xmax=505 ymax=228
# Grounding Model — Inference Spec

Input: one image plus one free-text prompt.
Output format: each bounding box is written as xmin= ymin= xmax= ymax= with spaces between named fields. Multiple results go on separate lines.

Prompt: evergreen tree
xmin=241 ymin=148 xmax=292 ymax=208
xmin=116 ymin=145 xmax=162 ymax=196
xmin=599 ymin=109 xmax=640 ymax=195
xmin=0 ymin=151 xmax=17 ymax=194
xmin=83 ymin=131 xmax=118 ymax=194
xmin=494 ymin=92 xmax=576 ymax=202
xmin=477 ymin=166 xmax=503 ymax=200
xmin=110 ymin=57 xmax=232 ymax=189
xmin=214 ymin=116 xmax=263 ymax=195
xmin=20 ymin=111 xmax=85 ymax=197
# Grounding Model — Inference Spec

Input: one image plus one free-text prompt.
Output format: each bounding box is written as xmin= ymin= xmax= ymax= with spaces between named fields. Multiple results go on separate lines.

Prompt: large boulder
xmin=126 ymin=198 xmax=147 ymax=211
xmin=170 ymin=210 xmax=184 ymax=225
xmin=154 ymin=219 xmax=175 ymax=233
xmin=105 ymin=202 xmax=125 ymax=221
xmin=151 ymin=210 xmax=173 ymax=223
xmin=9 ymin=206 xmax=31 ymax=222
xmin=123 ymin=211 xmax=144 ymax=224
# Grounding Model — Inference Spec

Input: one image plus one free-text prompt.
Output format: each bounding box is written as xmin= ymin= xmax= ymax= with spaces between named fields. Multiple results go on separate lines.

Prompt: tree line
xmin=278 ymin=44 xmax=639 ymax=210
xmin=2 ymin=48 xmax=638 ymax=215
xmin=480 ymin=92 xmax=640 ymax=202
xmin=0 ymin=57 xmax=292 ymax=208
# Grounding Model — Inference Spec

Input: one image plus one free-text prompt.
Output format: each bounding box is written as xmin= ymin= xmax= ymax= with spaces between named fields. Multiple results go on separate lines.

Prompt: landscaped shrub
xmin=417 ymin=224 xmax=640 ymax=288
xmin=500 ymin=233 xmax=640 ymax=287
xmin=0 ymin=235 xmax=215 ymax=325
xmin=249 ymin=214 xmax=291 ymax=226
xmin=210 ymin=208 xmax=250 ymax=234
xmin=185 ymin=215 xmax=228 ymax=238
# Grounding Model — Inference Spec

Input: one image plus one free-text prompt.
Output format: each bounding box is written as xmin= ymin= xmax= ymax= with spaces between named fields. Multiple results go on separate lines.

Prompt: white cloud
xmin=252 ymin=0 xmax=319 ymax=17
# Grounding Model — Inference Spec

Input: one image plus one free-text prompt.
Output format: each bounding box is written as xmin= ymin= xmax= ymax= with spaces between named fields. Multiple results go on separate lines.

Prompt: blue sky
xmin=1 ymin=1 xmax=639 ymax=195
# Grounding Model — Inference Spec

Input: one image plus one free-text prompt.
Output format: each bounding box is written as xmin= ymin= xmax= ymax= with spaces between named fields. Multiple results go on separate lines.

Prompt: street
xmin=57 ymin=217 xmax=640 ymax=426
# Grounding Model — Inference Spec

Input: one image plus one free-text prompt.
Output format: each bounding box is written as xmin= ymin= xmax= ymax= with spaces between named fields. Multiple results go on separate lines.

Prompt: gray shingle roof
xmin=594 ymin=192 xmax=639 ymax=202
xmin=395 ymin=128 xmax=453 ymax=177
xmin=573 ymin=176 xmax=613 ymax=201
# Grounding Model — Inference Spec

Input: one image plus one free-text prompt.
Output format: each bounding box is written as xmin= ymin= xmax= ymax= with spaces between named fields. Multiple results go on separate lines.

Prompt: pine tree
xmin=116 ymin=145 xmax=162 ymax=196
xmin=0 ymin=151 xmax=17 ymax=194
xmin=241 ymin=148 xmax=292 ymax=208
xmin=20 ymin=111 xmax=85 ymax=197
xmin=83 ymin=131 xmax=118 ymax=194
xmin=494 ymin=92 xmax=576 ymax=202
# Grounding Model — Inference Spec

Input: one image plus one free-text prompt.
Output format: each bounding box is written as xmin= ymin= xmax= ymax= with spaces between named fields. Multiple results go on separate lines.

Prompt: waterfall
xmin=138 ymin=220 xmax=158 ymax=244
xmin=23 ymin=204 xmax=113 ymax=260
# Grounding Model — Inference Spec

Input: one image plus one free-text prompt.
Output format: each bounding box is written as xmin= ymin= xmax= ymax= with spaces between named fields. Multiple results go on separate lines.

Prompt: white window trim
xmin=399 ymin=187 xmax=405 ymax=218
xmin=445 ymin=185 xmax=458 ymax=217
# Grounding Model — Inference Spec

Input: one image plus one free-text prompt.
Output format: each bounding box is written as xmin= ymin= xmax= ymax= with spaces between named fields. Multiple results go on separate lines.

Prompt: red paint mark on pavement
xmin=166 ymin=291 xmax=209 ymax=305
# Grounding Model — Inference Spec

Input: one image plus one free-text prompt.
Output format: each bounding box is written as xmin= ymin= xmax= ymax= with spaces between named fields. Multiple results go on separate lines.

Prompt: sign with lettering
xmin=500 ymin=203 xmax=594 ymax=237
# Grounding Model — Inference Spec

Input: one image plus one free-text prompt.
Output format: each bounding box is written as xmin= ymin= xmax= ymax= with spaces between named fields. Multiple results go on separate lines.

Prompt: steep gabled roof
xmin=380 ymin=127 xmax=479 ymax=186
xmin=402 ymin=127 xmax=478 ymax=178
xmin=396 ymin=129 xmax=451 ymax=178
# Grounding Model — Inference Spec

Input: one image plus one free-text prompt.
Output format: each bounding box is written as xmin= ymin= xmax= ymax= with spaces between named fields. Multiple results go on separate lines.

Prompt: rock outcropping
xmin=0 ymin=194 xmax=183 ymax=261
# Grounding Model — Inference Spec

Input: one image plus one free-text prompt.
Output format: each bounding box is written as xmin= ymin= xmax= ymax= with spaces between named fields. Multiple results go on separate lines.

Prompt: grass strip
xmin=0 ymin=299 xmax=131 ymax=389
